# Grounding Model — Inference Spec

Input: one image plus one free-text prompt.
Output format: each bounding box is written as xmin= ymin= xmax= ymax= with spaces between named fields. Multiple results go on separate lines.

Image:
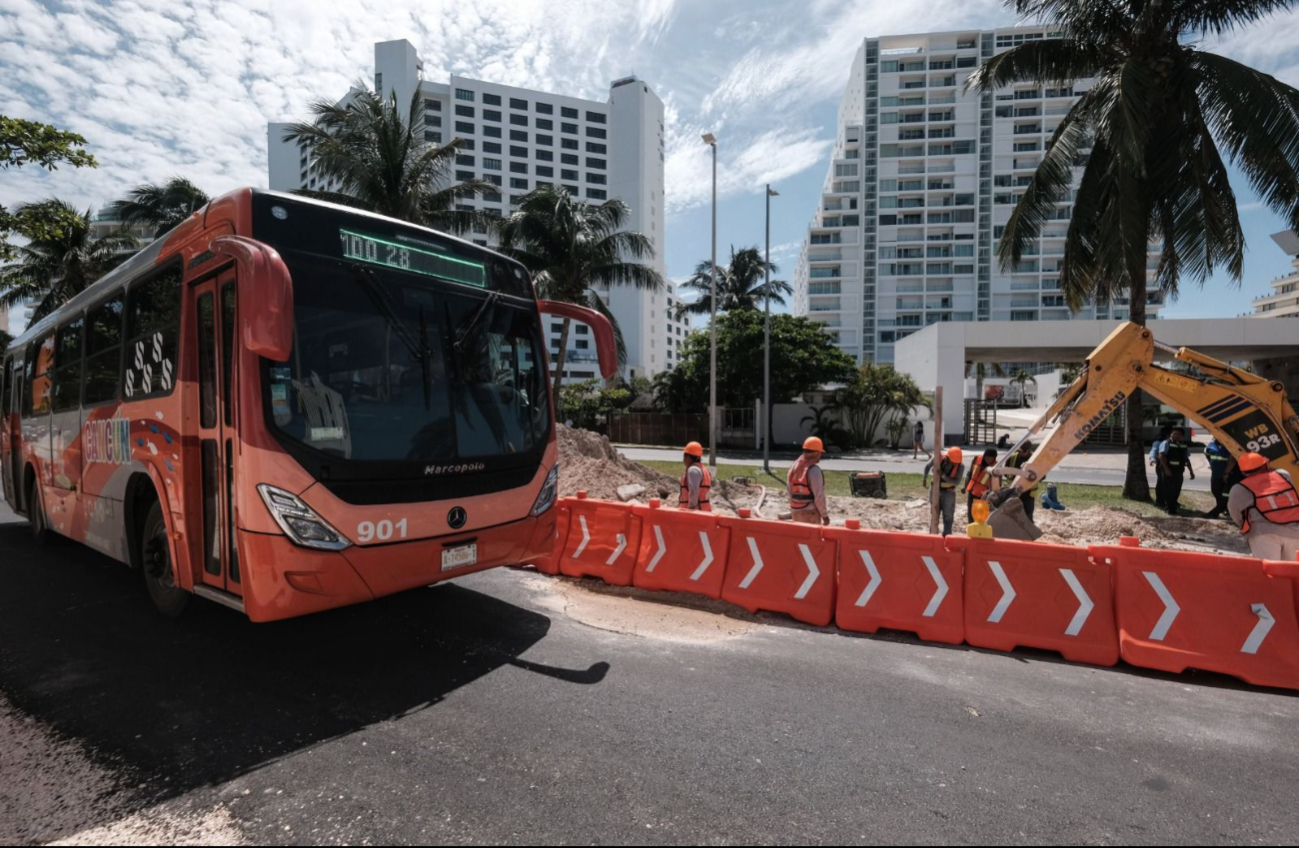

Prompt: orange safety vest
xmin=1239 ymin=471 xmax=1299 ymax=535
xmin=965 ymin=457 xmax=992 ymax=498
xmin=788 ymin=457 xmax=818 ymax=511
xmin=680 ymin=464 xmax=712 ymax=511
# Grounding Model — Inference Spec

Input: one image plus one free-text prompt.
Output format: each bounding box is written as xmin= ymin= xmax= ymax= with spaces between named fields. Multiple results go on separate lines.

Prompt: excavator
xmin=985 ymin=322 xmax=1299 ymax=541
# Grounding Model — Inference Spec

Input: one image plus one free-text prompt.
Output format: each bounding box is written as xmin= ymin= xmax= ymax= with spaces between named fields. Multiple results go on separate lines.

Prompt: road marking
xmin=645 ymin=525 xmax=667 ymax=572
xmin=689 ymin=531 xmax=714 ymax=581
xmin=605 ymin=533 xmax=627 ymax=565
xmin=795 ymin=544 xmax=819 ymax=600
xmin=1143 ymin=572 xmax=1179 ymax=641
xmin=739 ymin=537 xmax=764 ymax=589
xmin=1242 ymin=603 xmax=1275 ymax=655
xmin=855 ymin=550 xmax=881 ymax=608
xmin=922 ymin=556 xmax=947 ymax=618
xmin=1059 ymin=568 xmax=1093 ymax=637
xmin=572 ymin=516 xmax=591 ymax=558
xmin=987 ymin=561 xmax=1016 ymax=624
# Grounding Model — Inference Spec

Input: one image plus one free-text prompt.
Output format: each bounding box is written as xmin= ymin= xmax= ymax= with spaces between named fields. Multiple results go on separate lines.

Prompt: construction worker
xmin=788 ymin=436 xmax=830 ymax=525
xmin=1149 ymin=425 xmax=1172 ymax=509
xmin=1228 ymin=452 xmax=1299 ymax=560
xmin=1204 ymin=437 xmax=1233 ymax=519
xmin=1003 ymin=441 xmax=1039 ymax=522
xmin=679 ymin=442 xmax=712 ymax=511
xmin=964 ymin=448 xmax=998 ymax=522
xmin=1158 ymin=427 xmax=1195 ymax=515
xmin=923 ymin=447 xmax=963 ymax=536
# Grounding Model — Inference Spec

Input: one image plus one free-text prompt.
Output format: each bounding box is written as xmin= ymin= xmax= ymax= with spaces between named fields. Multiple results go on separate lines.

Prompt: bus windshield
xmin=267 ymin=250 xmax=550 ymax=466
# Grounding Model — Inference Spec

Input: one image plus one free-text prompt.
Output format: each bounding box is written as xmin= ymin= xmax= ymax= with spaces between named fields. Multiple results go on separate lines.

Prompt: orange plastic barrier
xmin=717 ymin=513 xmax=836 ymax=626
xmin=631 ymin=501 xmax=730 ymax=600
xmin=823 ymin=521 xmax=964 ymax=644
xmin=559 ymin=494 xmax=642 ymax=586
xmin=532 ymin=500 xmax=571 ymax=576
xmin=963 ymin=537 xmax=1118 ymax=666
xmin=1096 ymin=540 xmax=1299 ymax=690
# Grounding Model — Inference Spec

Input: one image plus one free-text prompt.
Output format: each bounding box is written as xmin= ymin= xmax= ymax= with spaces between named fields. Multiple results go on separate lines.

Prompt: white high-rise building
xmin=794 ymin=27 xmax=1164 ymax=365
xmin=1252 ymin=230 xmax=1299 ymax=319
xmin=268 ymin=39 xmax=687 ymax=383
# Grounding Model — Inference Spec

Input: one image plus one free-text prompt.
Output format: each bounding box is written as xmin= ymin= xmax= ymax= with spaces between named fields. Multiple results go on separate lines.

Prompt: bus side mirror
xmin=536 ymin=300 xmax=618 ymax=380
xmin=212 ymin=235 xmax=294 ymax=362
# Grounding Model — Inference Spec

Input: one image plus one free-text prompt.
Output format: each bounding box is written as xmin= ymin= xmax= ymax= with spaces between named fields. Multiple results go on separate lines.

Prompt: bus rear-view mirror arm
xmin=536 ymin=300 xmax=618 ymax=381
xmin=212 ymin=235 xmax=294 ymax=362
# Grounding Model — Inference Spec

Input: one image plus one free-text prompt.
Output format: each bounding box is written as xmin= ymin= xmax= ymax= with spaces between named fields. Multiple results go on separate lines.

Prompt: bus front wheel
xmin=141 ymin=500 xmax=189 ymax=618
xmin=26 ymin=476 xmax=53 ymax=546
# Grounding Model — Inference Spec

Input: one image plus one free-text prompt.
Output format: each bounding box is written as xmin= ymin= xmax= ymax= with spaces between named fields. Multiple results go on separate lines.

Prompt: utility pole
xmin=764 ymin=184 xmax=778 ymax=475
xmin=703 ymin=132 xmax=718 ymax=468
xmin=929 ymin=387 xmax=944 ymax=536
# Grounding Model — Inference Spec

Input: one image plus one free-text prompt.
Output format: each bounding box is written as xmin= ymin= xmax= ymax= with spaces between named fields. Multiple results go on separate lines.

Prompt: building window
xmin=483 ymin=125 xmax=501 ymax=138
xmin=587 ymin=188 xmax=607 ymax=200
xmin=509 ymin=97 xmax=528 ymax=110
xmin=427 ymin=115 xmax=442 ymax=128
xmin=562 ymin=168 xmax=579 ymax=180
xmin=484 ymin=141 xmax=502 ymax=154
xmin=536 ymin=149 xmax=554 ymax=161
xmin=561 ymin=106 xmax=578 ymax=118
xmin=510 ymin=145 xmax=528 ymax=157
xmin=562 ymin=138 xmax=578 ymax=150
xmin=586 ymin=157 xmax=606 ymax=169
xmin=483 ymin=157 xmax=502 ymax=171
xmin=455 ymin=104 xmax=474 ymax=118
xmin=586 ymin=142 xmax=606 ymax=154
xmin=586 ymin=127 xmax=606 ymax=139
xmin=510 ymin=130 xmax=528 ymax=142
xmin=455 ymin=89 xmax=474 ymax=101
xmin=456 ymin=169 xmax=475 ymax=181
xmin=458 ymin=139 xmax=475 ymax=151
xmin=484 ymin=190 xmax=502 ymax=202
xmin=588 ymin=173 xmax=606 ymax=185
xmin=456 ymin=154 xmax=474 ymax=166
xmin=537 ymin=102 xmax=553 ymax=115
xmin=561 ymin=153 xmax=578 ymax=165
xmin=485 ymin=174 xmax=502 ymax=186
xmin=510 ymin=177 xmax=528 ymax=190
xmin=576 ymin=339 xmax=589 ymax=350
xmin=484 ymin=109 xmax=501 ymax=122
xmin=536 ymin=134 xmax=553 ymax=146
xmin=510 ymin=113 xmax=528 ymax=126
xmin=510 ymin=161 xmax=528 ymax=174
xmin=563 ymin=184 xmax=579 ymax=195
xmin=424 ymin=98 xmax=441 ymax=111
xmin=537 ymin=165 xmax=554 ymax=177
xmin=424 ymin=130 xmax=442 ymax=143
xmin=561 ymin=122 xmax=578 ymax=134
xmin=483 ymin=93 xmax=501 ymax=106
xmin=586 ymin=111 xmax=606 ymax=124
xmin=537 ymin=118 xmax=553 ymax=131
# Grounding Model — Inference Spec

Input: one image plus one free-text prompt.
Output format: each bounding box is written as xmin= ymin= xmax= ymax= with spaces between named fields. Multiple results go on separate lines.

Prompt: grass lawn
xmin=639 ymin=460 xmax=1217 ymax=519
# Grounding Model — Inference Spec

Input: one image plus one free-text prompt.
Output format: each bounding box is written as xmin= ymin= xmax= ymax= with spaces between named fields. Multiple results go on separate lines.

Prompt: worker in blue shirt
xmin=1149 ymin=425 xmax=1172 ymax=509
xmin=1204 ymin=437 xmax=1233 ymax=519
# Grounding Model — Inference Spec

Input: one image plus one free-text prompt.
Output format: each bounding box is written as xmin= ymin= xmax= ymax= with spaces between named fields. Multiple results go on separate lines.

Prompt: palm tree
xmin=282 ymin=82 xmax=490 ymax=234
xmin=967 ymin=0 xmax=1299 ymax=501
xmin=0 ymin=329 xmax=11 ymax=351
xmin=495 ymin=185 xmax=663 ymax=403
xmin=674 ymin=246 xmax=792 ymax=318
xmin=108 ymin=177 xmax=210 ymax=238
xmin=0 ymin=199 xmax=137 ymax=322
xmin=1010 ymin=369 xmax=1038 ymax=408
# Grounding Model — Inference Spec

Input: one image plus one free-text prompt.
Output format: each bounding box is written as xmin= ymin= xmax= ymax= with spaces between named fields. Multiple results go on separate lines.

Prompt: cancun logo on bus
xmin=84 ymin=418 xmax=132 ymax=466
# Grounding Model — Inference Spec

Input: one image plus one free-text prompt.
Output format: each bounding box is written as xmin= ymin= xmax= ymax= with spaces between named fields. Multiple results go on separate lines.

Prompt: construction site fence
xmin=537 ymin=494 xmax=1299 ymax=692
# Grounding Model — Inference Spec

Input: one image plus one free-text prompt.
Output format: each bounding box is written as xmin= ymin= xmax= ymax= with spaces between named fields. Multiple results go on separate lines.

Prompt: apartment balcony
xmin=807 ymin=251 xmax=843 ymax=262
xmin=896 ymin=281 xmax=925 ymax=293
xmin=1014 ymin=124 xmax=1043 ymax=135
xmin=1009 ymin=281 xmax=1040 ymax=291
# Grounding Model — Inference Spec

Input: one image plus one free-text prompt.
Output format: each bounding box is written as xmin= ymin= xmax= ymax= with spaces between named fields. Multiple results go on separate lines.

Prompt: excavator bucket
xmin=986 ymin=496 xmax=1043 ymax=542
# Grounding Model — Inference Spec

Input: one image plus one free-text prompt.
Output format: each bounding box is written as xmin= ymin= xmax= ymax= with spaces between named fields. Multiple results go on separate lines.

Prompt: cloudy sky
xmin=4 ymin=0 xmax=1299 ymax=319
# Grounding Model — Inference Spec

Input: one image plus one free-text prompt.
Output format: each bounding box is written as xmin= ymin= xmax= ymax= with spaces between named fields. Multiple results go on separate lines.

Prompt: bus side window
xmin=25 ymin=336 xmax=54 ymax=416
xmin=84 ymin=294 xmax=125 ymax=406
xmin=1 ymin=356 xmax=10 ymax=416
xmin=51 ymin=317 xmax=85 ymax=413
xmin=124 ymin=266 xmax=181 ymax=399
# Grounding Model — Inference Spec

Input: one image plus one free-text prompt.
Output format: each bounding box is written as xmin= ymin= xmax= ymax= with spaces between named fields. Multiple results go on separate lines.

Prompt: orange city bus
xmin=0 ymin=189 xmax=615 ymax=621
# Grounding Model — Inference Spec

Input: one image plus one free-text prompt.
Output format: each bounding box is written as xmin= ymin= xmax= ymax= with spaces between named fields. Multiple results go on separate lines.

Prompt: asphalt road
xmin=2 ymin=501 xmax=1297 ymax=845
xmin=617 ymin=446 xmax=1215 ymax=492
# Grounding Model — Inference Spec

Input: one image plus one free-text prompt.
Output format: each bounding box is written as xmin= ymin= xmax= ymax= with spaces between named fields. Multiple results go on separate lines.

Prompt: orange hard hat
xmin=803 ymin=436 xmax=825 ymax=453
xmin=946 ymin=447 xmax=963 ymax=464
xmin=1239 ymin=452 xmax=1268 ymax=473
xmin=684 ymin=441 xmax=704 ymax=458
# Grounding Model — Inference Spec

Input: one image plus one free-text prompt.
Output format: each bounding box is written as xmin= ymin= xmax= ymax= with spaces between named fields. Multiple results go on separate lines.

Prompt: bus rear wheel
xmin=141 ymin=501 xmax=189 ymax=618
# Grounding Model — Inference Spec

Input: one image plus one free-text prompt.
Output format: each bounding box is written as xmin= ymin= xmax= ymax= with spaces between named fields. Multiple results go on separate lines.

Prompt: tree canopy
xmin=1 ymin=115 xmax=98 ymax=262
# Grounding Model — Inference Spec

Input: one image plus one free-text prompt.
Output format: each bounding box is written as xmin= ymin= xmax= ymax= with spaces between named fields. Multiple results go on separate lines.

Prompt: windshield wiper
xmin=455 ymin=290 xmax=500 ymax=351
xmin=346 ymin=263 xmax=433 ymax=410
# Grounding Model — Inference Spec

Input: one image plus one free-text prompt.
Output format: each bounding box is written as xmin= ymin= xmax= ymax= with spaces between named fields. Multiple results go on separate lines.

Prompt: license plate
xmin=441 ymin=543 xmax=478 ymax=572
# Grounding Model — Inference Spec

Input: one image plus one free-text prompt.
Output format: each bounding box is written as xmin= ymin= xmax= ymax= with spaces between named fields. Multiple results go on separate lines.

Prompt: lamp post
xmin=764 ymin=184 xmax=778 ymax=475
xmin=703 ymin=132 xmax=718 ymax=468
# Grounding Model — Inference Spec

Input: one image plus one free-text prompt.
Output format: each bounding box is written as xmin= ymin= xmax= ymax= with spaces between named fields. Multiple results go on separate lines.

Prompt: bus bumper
xmin=239 ymin=511 xmax=560 ymax=623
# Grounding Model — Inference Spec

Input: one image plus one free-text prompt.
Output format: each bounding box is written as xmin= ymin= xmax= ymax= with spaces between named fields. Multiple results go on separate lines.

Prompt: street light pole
xmin=703 ymin=132 xmax=718 ymax=469
xmin=764 ymin=184 xmax=778 ymax=475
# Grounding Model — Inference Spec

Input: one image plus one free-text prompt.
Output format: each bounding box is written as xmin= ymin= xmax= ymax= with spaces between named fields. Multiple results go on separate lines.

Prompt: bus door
xmin=194 ymin=271 xmax=241 ymax=594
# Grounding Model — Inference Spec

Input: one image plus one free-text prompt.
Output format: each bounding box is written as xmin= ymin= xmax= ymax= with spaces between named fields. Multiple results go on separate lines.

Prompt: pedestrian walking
xmin=912 ymin=420 xmax=930 ymax=460
xmin=1158 ymin=427 xmax=1195 ymax=515
xmin=678 ymin=442 xmax=712 ymax=511
xmin=1204 ymin=437 xmax=1233 ymax=519
xmin=1150 ymin=425 xmax=1171 ymax=509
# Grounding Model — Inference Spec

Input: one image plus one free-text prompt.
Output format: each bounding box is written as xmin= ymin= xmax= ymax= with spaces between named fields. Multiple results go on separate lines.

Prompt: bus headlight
xmin=530 ymin=464 xmax=560 ymax=517
xmin=258 ymin=484 xmax=352 ymax=551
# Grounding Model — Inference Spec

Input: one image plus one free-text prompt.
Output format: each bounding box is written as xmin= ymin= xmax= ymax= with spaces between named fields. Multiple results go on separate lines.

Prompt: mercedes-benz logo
xmin=447 ymin=507 xmax=468 ymax=529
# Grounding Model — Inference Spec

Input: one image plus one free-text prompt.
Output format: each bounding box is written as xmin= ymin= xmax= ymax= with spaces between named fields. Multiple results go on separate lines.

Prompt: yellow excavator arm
xmin=988 ymin=322 xmax=1299 ymax=536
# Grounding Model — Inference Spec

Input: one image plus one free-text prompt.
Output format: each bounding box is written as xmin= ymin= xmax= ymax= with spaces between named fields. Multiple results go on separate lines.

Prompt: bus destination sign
xmin=339 ymin=228 xmax=487 ymax=288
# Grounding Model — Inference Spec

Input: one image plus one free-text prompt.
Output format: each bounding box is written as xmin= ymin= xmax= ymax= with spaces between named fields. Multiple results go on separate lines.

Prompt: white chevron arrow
xmin=605 ymin=533 xmax=628 ymax=565
xmin=1241 ymin=603 xmax=1275 ymax=655
xmin=795 ymin=544 xmax=820 ymax=600
xmin=1143 ymin=571 xmax=1180 ymax=641
xmin=1059 ymin=568 xmax=1093 ymax=637
xmin=645 ymin=525 xmax=667 ymax=572
xmin=739 ymin=537 xmax=764 ymax=589
xmin=987 ymin=561 xmax=1016 ymax=624
xmin=572 ymin=515 xmax=591 ymax=558
xmin=855 ymin=550 xmax=882 ymax=608
xmin=922 ymin=556 xmax=947 ymax=618
xmin=689 ymin=531 xmax=714 ymax=581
